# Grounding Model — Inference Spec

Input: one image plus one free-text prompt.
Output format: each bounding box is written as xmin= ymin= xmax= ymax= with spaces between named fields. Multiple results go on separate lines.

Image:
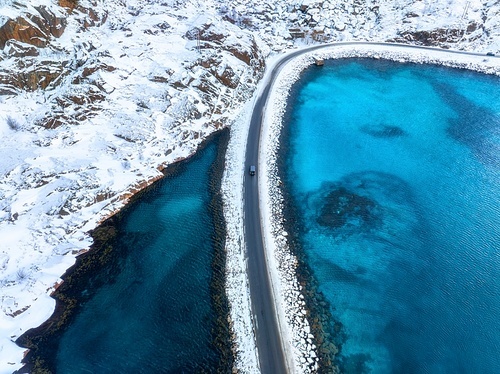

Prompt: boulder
xmin=0 ymin=6 xmax=67 ymax=49
xmin=3 ymin=40 xmax=39 ymax=57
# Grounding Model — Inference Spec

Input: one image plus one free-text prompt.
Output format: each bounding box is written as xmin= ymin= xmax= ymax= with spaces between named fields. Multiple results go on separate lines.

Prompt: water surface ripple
xmin=18 ymin=130 xmax=231 ymax=373
xmin=281 ymin=59 xmax=500 ymax=373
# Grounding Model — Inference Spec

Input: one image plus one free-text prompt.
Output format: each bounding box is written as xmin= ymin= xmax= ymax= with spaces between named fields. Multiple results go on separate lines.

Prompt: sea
xmin=280 ymin=59 xmax=500 ymax=373
xmin=18 ymin=130 xmax=231 ymax=373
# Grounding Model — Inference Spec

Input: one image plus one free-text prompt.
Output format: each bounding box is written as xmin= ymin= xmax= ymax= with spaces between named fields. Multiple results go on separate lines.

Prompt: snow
xmin=0 ymin=0 xmax=500 ymax=372
xmin=221 ymin=99 xmax=259 ymax=373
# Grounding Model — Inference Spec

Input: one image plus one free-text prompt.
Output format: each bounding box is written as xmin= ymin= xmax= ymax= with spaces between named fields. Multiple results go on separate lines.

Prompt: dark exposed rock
xmin=0 ymin=60 xmax=68 ymax=91
xmin=289 ymin=28 xmax=306 ymax=38
xmin=36 ymin=85 xmax=105 ymax=128
xmin=155 ymin=21 xmax=171 ymax=30
xmin=0 ymin=6 xmax=67 ymax=49
xmin=389 ymin=24 xmax=481 ymax=47
xmin=227 ymin=39 xmax=263 ymax=67
xmin=405 ymin=12 xmax=420 ymax=18
xmin=78 ymin=6 xmax=107 ymax=29
xmin=214 ymin=65 xmax=239 ymax=89
xmin=3 ymin=40 xmax=39 ymax=57
xmin=185 ymin=23 xmax=226 ymax=42
xmin=182 ymin=30 xmax=264 ymax=120
xmin=0 ymin=3 xmax=107 ymax=51
xmin=81 ymin=63 xmax=116 ymax=78
xmin=0 ymin=17 xmax=50 ymax=49
xmin=467 ymin=22 xmax=480 ymax=33
xmin=186 ymin=23 xmax=265 ymax=69
xmin=0 ymin=84 xmax=18 ymax=95
xmin=58 ymin=0 xmax=79 ymax=13
xmin=34 ymin=6 xmax=67 ymax=38
xmin=43 ymin=116 xmax=67 ymax=129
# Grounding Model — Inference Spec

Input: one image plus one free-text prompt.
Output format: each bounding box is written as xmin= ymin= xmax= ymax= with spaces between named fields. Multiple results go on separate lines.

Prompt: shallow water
xmin=281 ymin=59 xmax=500 ymax=373
xmin=23 ymin=132 xmax=230 ymax=373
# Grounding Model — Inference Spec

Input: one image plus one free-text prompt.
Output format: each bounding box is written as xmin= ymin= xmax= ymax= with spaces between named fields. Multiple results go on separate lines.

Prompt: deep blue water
xmin=282 ymin=59 xmax=500 ymax=373
xmin=22 ymin=132 xmax=230 ymax=373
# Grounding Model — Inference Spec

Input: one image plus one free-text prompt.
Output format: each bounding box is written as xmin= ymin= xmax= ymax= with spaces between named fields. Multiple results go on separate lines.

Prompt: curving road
xmin=244 ymin=46 xmax=311 ymax=374
xmin=242 ymin=42 xmax=497 ymax=374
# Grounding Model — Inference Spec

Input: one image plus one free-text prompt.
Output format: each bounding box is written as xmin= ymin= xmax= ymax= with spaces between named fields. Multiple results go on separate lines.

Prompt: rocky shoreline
xmin=277 ymin=90 xmax=340 ymax=373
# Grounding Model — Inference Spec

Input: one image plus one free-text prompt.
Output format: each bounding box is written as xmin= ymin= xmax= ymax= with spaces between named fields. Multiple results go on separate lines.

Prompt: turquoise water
xmin=22 ymin=132 xmax=230 ymax=373
xmin=281 ymin=59 xmax=500 ymax=373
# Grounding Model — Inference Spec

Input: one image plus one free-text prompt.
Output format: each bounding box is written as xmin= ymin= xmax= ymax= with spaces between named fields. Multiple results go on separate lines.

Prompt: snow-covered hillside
xmin=0 ymin=0 xmax=499 ymax=372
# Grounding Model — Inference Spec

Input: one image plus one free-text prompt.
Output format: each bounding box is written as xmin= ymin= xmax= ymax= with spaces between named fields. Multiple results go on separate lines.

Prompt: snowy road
xmin=244 ymin=73 xmax=287 ymax=374
xmin=244 ymin=45 xmax=323 ymax=374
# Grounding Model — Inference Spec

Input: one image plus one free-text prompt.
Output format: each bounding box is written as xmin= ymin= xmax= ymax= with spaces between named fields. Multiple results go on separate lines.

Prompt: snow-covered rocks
xmin=222 ymin=0 xmax=500 ymax=53
xmin=1 ymin=0 xmax=500 ymax=372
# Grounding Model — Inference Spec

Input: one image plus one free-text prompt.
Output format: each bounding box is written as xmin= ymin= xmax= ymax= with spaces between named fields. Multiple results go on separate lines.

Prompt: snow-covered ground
xmin=221 ymin=99 xmax=259 ymax=372
xmin=1 ymin=0 xmax=500 ymax=372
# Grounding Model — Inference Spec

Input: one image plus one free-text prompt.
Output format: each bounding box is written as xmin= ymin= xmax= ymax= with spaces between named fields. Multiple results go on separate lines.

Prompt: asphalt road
xmin=242 ymin=42 xmax=497 ymax=374
xmin=243 ymin=85 xmax=287 ymax=374
xmin=244 ymin=44 xmax=319 ymax=374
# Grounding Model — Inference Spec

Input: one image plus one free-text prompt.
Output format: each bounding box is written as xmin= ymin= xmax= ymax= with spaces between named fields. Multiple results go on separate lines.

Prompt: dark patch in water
xmin=430 ymin=78 xmax=500 ymax=168
xmin=338 ymin=353 xmax=373 ymax=374
xmin=317 ymin=186 xmax=378 ymax=230
xmin=279 ymin=171 xmax=422 ymax=373
xmin=327 ymin=263 xmax=363 ymax=284
xmin=360 ymin=124 xmax=407 ymax=138
xmin=305 ymin=171 xmax=417 ymax=241
xmin=354 ymin=266 xmax=367 ymax=275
